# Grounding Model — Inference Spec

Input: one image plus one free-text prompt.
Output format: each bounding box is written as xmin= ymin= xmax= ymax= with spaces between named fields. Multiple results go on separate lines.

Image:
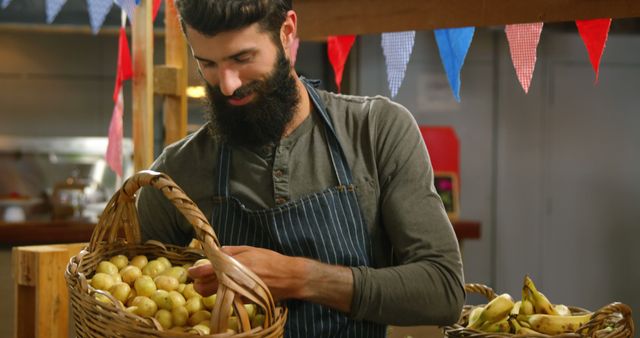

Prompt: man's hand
xmin=187 ymin=245 xmax=354 ymax=313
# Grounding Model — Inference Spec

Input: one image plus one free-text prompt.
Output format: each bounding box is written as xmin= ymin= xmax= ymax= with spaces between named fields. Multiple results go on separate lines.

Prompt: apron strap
xmin=301 ymin=78 xmax=354 ymax=186
xmin=216 ymin=77 xmax=354 ymax=197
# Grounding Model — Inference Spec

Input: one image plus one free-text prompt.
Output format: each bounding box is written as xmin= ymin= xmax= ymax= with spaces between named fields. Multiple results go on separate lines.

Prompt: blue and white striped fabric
xmin=381 ymin=31 xmax=416 ymax=98
xmin=210 ymin=79 xmax=387 ymax=338
xmin=86 ymin=0 xmax=114 ymax=34
xmin=1 ymin=0 xmax=12 ymax=9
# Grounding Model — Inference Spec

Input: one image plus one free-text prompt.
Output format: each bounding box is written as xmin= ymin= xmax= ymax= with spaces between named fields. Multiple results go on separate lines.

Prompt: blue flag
xmin=86 ymin=0 xmax=114 ymax=34
xmin=381 ymin=31 xmax=416 ymax=98
xmin=45 ymin=0 xmax=68 ymax=23
xmin=1 ymin=0 xmax=12 ymax=9
xmin=115 ymin=0 xmax=137 ymax=25
xmin=434 ymin=27 xmax=475 ymax=102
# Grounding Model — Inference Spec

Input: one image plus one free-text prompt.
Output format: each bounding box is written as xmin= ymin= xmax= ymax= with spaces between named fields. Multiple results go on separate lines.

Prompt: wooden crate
xmin=12 ymin=243 xmax=86 ymax=338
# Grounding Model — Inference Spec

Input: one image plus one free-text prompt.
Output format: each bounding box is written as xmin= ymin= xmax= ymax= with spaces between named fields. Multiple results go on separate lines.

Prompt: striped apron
xmin=211 ymin=80 xmax=387 ymax=338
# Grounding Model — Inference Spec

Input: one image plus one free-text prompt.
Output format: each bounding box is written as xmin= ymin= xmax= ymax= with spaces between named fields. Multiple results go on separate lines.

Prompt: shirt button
xmin=274 ymin=169 xmax=284 ymax=178
xmin=275 ymin=196 xmax=287 ymax=205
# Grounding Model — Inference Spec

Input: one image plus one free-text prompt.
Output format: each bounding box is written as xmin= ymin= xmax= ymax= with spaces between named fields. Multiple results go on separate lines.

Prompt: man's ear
xmin=280 ymin=10 xmax=297 ymax=53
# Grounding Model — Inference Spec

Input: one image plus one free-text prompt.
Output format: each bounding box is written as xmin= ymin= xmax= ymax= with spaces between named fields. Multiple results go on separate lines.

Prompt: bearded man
xmin=137 ymin=1 xmax=465 ymax=337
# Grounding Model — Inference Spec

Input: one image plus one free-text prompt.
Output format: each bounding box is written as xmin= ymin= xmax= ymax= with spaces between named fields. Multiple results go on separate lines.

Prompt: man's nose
xmin=218 ymin=68 xmax=242 ymax=96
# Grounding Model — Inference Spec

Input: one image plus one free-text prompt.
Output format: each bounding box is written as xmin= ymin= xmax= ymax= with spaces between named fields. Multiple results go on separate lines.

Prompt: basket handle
xmin=579 ymin=302 xmax=635 ymax=338
xmin=88 ymin=170 xmax=279 ymax=334
xmin=464 ymin=283 xmax=498 ymax=301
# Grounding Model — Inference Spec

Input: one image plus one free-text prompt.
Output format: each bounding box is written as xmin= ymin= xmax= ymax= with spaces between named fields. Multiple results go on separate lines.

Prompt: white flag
xmin=381 ymin=31 xmax=416 ymax=98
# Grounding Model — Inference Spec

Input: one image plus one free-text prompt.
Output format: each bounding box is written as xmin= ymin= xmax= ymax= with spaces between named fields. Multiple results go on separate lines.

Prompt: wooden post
xmin=12 ymin=243 xmax=87 ymax=338
xmin=162 ymin=0 xmax=188 ymax=146
xmin=132 ymin=0 xmax=155 ymax=171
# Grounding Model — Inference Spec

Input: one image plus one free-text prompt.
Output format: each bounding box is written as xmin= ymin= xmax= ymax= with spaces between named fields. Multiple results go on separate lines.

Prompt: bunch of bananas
xmin=465 ymin=275 xmax=593 ymax=335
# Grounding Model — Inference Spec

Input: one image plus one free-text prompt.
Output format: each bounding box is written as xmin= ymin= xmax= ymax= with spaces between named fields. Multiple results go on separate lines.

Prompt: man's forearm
xmin=294 ymin=257 xmax=354 ymax=314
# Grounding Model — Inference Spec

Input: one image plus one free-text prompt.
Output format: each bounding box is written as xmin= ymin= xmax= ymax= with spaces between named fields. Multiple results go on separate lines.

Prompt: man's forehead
xmin=186 ymin=23 xmax=273 ymax=57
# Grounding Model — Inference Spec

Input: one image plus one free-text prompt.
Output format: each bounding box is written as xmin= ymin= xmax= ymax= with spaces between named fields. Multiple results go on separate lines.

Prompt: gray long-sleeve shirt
xmin=137 ymin=88 xmax=465 ymax=326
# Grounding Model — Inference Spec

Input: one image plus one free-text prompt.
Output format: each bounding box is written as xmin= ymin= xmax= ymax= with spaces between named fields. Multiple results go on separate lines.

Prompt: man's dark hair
xmin=175 ymin=0 xmax=292 ymax=42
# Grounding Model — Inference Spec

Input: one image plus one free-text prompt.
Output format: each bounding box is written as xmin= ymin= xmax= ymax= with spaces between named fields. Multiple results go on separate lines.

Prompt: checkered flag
xmin=381 ymin=31 xmax=416 ymax=98
xmin=45 ymin=0 xmax=68 ymax=23
xmin=505 ymin=22 xmax=544 ymax=93
xmin=87 ymin=0 xmax=114 ymax=34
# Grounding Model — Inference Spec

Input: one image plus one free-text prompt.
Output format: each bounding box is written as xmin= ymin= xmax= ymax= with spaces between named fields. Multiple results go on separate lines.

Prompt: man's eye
xmin=234 ymin=55 xmax=252 ymax=63
xmin=200 ymin=61 xmax=216 ymax=69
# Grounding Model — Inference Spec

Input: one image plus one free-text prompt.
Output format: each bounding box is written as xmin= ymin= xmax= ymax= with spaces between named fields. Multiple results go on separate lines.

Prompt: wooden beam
xmin=295 ymin=0 xmax=640 ymax=40
xmin=154 ymin=65 xmax=181 ymax=96
xmin=162 ymin=0 xmax=189 ymax=146
xmin=132 ymin=0 xmax=155 ymax=172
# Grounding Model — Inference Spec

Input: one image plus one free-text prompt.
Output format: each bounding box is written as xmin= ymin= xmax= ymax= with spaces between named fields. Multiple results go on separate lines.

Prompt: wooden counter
xmin=0 ymin=219 xmax=480 ymax=246
xmin=0 ymin=220 xmax=95 ymax=246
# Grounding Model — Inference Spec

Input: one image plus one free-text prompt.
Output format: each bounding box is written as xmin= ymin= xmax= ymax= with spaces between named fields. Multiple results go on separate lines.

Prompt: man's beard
xmin=204 ymin=50 xmax=300 ymax=147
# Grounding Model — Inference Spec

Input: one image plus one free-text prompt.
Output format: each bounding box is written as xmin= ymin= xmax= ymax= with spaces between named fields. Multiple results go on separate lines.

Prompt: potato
xmin=119 ymin=265 xmax=142 ymax=285
xmin=202 ymin=294 xmax=217 ymax=310
xmin=91 ymin=273 xmax=116 ymax=291
xmin=109 ymin=255 xmax=129 ymax=270
xmin=156 ymin=257 xmax=172 ymax=269
xmin=190 ymin=324 xmax=211 ymax=335
xmin=168 ymin=291 xmax=186 ymax=309
xmin=97 ymin=261 xmax=119 ymax=276
xmin=184 ymin=296 xmax=204 ymax=314
xmin=154 ymin=275 xmax=179 ymax=292
xmin=130 ymin=296 xmax=157 ymax=317
xmin=130 ymin=255 xmax=149 ymax=269
xmin=155 ymin=309 xmax=173 ymax=329
xmin=188 ymin=310 xmax=211 ymax=326
xmin=109 ymin=282 xmax=131 ymax=303
xmin=150 ymin=290 xmax=172 ymax=310
xmin=182 ymin=283 xmax=201 ymax=299
xmin=134 ymin=275 xmax=157 ymax=297
xmin=162 ymin=266 xmax=188 ymax=284
xmin=142 ymin=260 xmax=166 ymax=278
xmin=172 ymin=306 xmax=189 ymax=327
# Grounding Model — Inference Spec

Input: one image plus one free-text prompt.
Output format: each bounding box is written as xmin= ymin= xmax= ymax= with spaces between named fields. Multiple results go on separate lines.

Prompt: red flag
xmin=576 ymin=18 xmax=611 ymax=82
xmin=107 ymin=90 xmax=125 ymax=177
xmin=505 ymin=23 xmax=544 ymax=94
xmin=327 ymin=35 xmax=356 ymax=92
xmin=152 ymin=0 xmax=162 ymax=21
xmin=113 ymin=27 xmax=133 ymax=102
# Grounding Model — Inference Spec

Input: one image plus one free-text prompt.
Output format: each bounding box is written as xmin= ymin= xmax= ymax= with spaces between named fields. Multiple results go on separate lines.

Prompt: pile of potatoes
xmin=89 ymin=254 xmax=264 ymax=334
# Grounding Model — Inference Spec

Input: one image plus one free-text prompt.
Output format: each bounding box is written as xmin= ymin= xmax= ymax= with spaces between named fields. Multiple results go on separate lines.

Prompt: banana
xmin=518 ymin=312 xmax=593 ymax=335
xmin=554 ymin=304 xmax=572 ymax=316
xmin=510 ymin=300 xmax=522 ymax=316
xmin=517 ymin=326 xmax=547 ymax=336
xmin=468 ymin=293 xmax=514 ymax=329
xmin=520 ymin=299 xmax=535 ymax=315
xmin=466 ymin=306 xmax=484 ymax=328
xmin=523 ymin=275 xmax=558 ymax=315
xmin=479 ymin=316 xmax=510 ymax=333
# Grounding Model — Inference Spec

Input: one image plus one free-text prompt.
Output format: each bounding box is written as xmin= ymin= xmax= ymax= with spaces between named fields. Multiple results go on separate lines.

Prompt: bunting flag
xmin=86 ymin=0 xmax=114 ymax=34
xmin=107 ymin=24 xmax=133 ymax=177
xmin=576 ymin=18 xmax=612 ymax=82
xmin=1 ymin=0 xmax=12 ymax=9
xmin=381 ymin=31 xmax=416 ymax=98
xmin=434 ymin=27 xmax=475 ymax=102
xmin=505 ymin=22 xmax=544 ymax=94
xmin=115 ymin=0 xmax=162 ymax=25
xmin=45 ymin=0 xmax=68 ymax=23
xmin=327 ymin=35 xmax=356 ymax=92
xmin=107 ymin=90 xmax=125 ymax=177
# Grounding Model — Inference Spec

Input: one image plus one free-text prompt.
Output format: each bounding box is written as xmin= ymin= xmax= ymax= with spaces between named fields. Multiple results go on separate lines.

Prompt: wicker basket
xmin=65 ymin=170 xmax=287 ymax=337
xmin=442 ymin=284 xmax=634 ymax=338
